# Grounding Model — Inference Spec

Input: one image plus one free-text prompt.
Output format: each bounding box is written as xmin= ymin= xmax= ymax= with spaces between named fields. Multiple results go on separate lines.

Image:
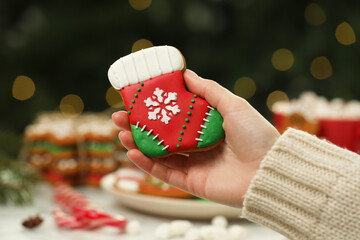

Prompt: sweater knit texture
xmin=242 ymin=128 xmax=360 ymax=240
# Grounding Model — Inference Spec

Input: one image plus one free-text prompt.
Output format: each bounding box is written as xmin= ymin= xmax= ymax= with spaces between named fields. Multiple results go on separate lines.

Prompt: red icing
xmin=44 ymin=171 xmax=64 ymax=183
xmin=87 ymin=173 xmax=104 ymax=182
xmin=120 ymin=71 xmax=209 ymax=152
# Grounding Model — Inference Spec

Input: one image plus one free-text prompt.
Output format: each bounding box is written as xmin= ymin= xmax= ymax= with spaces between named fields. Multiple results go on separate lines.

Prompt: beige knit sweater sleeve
xmin=242 ymin=128 xmax=360 ymax=240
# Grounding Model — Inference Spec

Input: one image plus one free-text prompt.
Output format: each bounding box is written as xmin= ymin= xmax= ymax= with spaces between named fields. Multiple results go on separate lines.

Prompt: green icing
xmin=27 ymin=141 xmax=48 ymax=151
xmin=197 ymin=109 xmax=225 ymax=148
xmin=131 ymin=125 xmax=169 ymax=157
xmin=85 ymin=142 xmax=115 ymax=152
xmin=27 ymin=141 xmax=76 ymax=154
xmin=48 ymin=145 xmax=76 ymax=154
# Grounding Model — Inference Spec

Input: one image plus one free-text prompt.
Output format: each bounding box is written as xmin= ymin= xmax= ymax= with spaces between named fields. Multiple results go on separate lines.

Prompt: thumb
xmin=183 ymin=69 xmax=242 ymax=116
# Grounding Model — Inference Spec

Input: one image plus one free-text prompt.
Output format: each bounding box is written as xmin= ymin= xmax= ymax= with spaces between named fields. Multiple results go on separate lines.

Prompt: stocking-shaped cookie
xmin=108 ymin=46 xmax=224 ymax=157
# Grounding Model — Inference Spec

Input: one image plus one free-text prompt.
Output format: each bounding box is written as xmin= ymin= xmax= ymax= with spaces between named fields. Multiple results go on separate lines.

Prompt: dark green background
xmin=1 ymin=0 xmax=359 ymax=134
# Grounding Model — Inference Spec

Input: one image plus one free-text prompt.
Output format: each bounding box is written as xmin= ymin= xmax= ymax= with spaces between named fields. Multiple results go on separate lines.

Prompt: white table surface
xmin=0 ymin=183 xmax=286 ymax=240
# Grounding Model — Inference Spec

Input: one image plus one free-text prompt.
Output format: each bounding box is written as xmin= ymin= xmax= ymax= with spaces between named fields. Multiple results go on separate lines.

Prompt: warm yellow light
xmin=304 ymin=3 xmax=326 ymax=26
xmin=271 ymin=49 xmax=294 ymax=71
xmin=59 ymin=94 xmax=84 ymax=117
xmin=12 ymin=75 xmax=36 ymax=101
xmin=335 ymin=22 xmax=356 ymax=45
xmin=129 ymin=0 xmax=152 ymax=11
xmin=131 ymin=39 xmax=153 ymax=53
xmin=267 ymin=91 xmax=289 ymax=111
xmin=234 ymin=77 xmax=256 ymax=99
xmin=106 ymin=87 xmax=124 ymax=108
xmin=310 ymin=56 xmax=333 ymax=80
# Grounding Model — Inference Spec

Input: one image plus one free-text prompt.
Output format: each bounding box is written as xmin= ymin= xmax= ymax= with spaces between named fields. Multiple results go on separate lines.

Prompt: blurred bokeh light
xmin=131 ymin=39 xmax=154 ymax=53
xmin=106 ymin=87 xmax=124 ymax=108
xmin=129 ymin=0 xmax=152 ymax=11
xmin=12 ymin=75 xmax=35 ymax=101
xmin=267 ymin=91 xmax=289 ymax=111
xmin=310 ymin=56 xmax=333 ymax=80
xmin=304 ymin=3 xmax=326 ymax=26
xmin=234 ymin=77 xmax=256 ymax=99
xmin=271 ymin=49 xmax=295 ymax=71
xmin=335 ymin=22 xmax=356 ymax=46
xmin=59 ymin=94 xmax=84 ymax=117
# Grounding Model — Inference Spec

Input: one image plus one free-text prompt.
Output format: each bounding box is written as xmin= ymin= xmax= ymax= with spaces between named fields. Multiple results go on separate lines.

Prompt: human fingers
xmin=154 ymin=154 xmax=189 ymax=174
xmin=118 ymin=130 xmax=137 ymax=150
xmin=127 ymin=149 xmax=189 ymax=191
xmin=183 ymin=70 xmax=241 ymax=115
xmin=112 ymin=111 xmax=131 ymax=131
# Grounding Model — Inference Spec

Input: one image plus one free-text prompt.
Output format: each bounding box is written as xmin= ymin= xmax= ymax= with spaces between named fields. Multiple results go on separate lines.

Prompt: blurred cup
xmin=273 ymin=112 xmax=286 ymax=134
xmin=273 ymin=113 xmax=360 ymax=154
xmin=273 ymin=112 xmax=319 ymax=135
xmin=318 ymin=119 xmax=360 ymax=154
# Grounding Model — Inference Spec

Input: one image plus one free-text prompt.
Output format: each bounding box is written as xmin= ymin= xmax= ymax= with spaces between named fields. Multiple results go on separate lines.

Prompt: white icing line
xmin=205 ymin=112 xmax=212 ymax=116
xmin=203 ymin=118 xmax=210 ymax=122
xmin=166 ymin=46 xmax=174 ymax=71
xmin=157 ymin=46 xmax=174 ymax=75
xmin=154 ymin=48 xmax=163 ymax=75
xmin=133 ymin=49 xmax=151 ymax=81
xmin=176 ymin=153 xmax=190 ymax=157
xmin=197 ymin=131 xmax=204 ymax=135
xmin=169 ymin=47 xmax=184 ymax=72
xmin=162 ymin=145 xmax=169 ymax=151
xmin=144 ymin=47 xmax=162 ymax=78
xmin=141 ymin=49 xmax=151 ymax=79
xmin=157 ymin=139 xmax=164 ymax=146
xmin=141 ymin=125 xmax=146 ymax=132
xmin=195 ymin=138 xmax=203 ymax=142
xmin=108 ymin=67 xmax=120 ymax=91
xmin=136 ymin=121 xmax=140 ymax=129
xmin=201 ymin=125 xmax=207 ymax=129
xmin=120 ymin=58 xmax=131 ymax=87
xmin=147 ymin=129 xmax=153 ymax=136
xmin=152 ymin=134 xmax=159 ymax=140
xmin=130 ymin=53 xmax=140 ymax=83
xmin=207 ymin=106 xmax=215 ymax=110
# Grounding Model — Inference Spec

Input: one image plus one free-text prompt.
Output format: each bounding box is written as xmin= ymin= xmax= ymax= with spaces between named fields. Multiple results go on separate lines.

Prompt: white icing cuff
xmin=108 ymin=46 xmax=185 ymax=90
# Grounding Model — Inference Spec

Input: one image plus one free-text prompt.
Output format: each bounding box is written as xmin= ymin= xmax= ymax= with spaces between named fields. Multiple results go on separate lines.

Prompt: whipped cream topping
xmin=272 ymin=91 xmax=360 ymax=120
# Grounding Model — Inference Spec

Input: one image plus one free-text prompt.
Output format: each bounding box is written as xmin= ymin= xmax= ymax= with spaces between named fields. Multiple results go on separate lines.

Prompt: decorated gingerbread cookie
xmin=139 ymin=175 xmax=193 ymax=198
xmin=108 ymin=46 xmax=224 ymax=157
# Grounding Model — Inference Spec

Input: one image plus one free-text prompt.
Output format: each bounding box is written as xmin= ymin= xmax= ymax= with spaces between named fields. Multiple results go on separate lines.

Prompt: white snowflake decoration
xmin=144 ymin=88 xmax=180 ymax=124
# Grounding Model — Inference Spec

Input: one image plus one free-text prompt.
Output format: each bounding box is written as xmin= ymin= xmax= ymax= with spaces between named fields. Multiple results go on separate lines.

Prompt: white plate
xmin=101 ymin=173 xmax=242 ymax=219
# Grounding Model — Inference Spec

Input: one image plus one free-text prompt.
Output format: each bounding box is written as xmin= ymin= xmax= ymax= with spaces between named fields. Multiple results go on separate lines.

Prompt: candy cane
xmin=53 ymin=184 xmax=127 ymax=230
xmin=53 ymin=207 xmax=87 ymax=229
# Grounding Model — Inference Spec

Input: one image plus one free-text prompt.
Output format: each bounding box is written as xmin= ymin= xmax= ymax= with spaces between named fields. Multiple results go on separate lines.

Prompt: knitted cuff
xmin=242 ymin=128 xmax=360 ymax=240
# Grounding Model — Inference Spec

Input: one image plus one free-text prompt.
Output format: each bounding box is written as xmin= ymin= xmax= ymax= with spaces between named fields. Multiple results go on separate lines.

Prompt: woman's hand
xmin=112 ymin=70 xmax=279 ymax=207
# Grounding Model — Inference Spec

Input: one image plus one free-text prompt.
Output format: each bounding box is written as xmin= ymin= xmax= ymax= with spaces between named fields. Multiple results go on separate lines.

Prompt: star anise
xmin=22 ymin=215 xmax=43 ymax=229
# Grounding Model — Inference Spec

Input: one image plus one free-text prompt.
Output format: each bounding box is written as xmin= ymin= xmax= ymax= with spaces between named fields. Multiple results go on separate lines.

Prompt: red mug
xmin=318 ymin=119 xmax=360 ymax=154
xmin=273 ymin=113 xmax=360 ymax=154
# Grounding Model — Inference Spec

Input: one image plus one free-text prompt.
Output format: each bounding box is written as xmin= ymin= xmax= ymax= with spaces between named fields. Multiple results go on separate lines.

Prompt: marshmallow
xmin=169 ymin=220 xmax=193 ymax=236
xmin=211 ymin=215 xmax=228 ymax=228
xmin=200 ymin=225 xmax=228 ymax=240
xmin=228 ymin=225 xmax=247 ymax=240
xmin=125 ymin=220 xmax=141 ymax=235
xmin=185 ymin=228 xmax=202 ymax=240
xmin=155 ymin=223 xmax=172 ymax=240
xmin=115 ymin=179 xmax=139 ymax=192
